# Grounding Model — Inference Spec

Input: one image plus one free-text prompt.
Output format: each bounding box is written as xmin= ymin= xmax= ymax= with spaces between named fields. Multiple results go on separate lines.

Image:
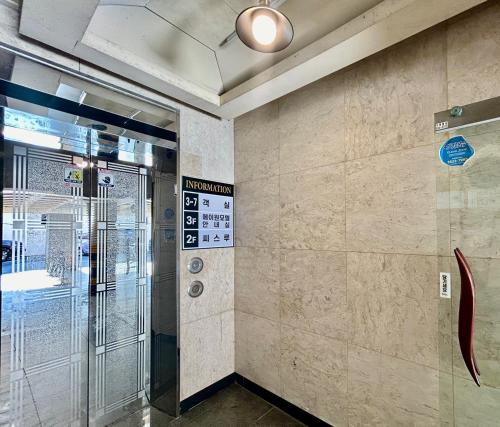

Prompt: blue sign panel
xmin=439 ymin=135 xmax=475 ymax=166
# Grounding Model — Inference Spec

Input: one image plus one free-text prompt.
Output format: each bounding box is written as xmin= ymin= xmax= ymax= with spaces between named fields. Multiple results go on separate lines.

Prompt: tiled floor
xmin=109 ymin=384 xmax=304 ymax=426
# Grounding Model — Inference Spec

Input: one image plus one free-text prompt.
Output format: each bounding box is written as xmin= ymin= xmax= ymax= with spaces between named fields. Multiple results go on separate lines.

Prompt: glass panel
xmin=0 ymin=110 xmax=90 ymax=426
xmin=437 ymin=118 xmax=500 ymax=426
xmin=88 ymin=140 xmax=153 ymax=426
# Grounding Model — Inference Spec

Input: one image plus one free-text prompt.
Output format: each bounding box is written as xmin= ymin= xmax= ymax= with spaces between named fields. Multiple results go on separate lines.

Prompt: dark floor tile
xmin=173 ymin=384 xmax=272 ymax=426
xmin=255 ymin=408 xmax=305 ymax=426
xmin=111 ymin=384 xmax=304 ymax=427
xmin=150 ymin=407 xmax=177 ymax=426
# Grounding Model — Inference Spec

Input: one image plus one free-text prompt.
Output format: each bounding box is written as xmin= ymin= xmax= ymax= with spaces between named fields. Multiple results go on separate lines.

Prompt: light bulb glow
xmin=75 ymin=160 xmax=89 ymax=168
xmin=251 ymin=14 xmax=277 ymax=45
xmin=2 ymin=126 xmax=62 ymax=149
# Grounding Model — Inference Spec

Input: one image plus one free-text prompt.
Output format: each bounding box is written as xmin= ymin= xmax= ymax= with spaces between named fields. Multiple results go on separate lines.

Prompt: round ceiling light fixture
xmin=235 ymin=0 xmax=294 ymax=53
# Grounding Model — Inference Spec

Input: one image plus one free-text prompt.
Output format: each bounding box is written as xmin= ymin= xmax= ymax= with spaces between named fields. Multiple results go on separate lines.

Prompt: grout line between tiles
xmin=234 ymin=142 xmax=436 ymax=186
xmin=235 ymin=246 xmax=441 ymax=258
xmin=181 ymin=308 xmax=234 ymax=327
xmin=342 ymin=72 xmax=352 ymax=427
xmin=277 ymin=99 xmax=283 ymax=400
xmin=255 ymin=407 xmax=274 ymax=422
xmin=236 ymin=307 xmax=442 ymax=373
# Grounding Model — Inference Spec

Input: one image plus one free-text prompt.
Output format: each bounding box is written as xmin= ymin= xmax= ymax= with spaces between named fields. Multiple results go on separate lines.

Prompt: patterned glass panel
xmin=1 ymin=144 xmax=89 ymax=427
xmin=89 ymin=157 xmax=151 ymax=426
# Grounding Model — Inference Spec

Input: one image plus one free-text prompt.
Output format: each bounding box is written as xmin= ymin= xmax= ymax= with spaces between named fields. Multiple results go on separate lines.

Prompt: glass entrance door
xmin=437 ymin=115 xmax=500 ymax=426
xmin=1 ymin=137 xmax=91 ymax=426
xmin=0 ymin=104 xmax=177 ymax=426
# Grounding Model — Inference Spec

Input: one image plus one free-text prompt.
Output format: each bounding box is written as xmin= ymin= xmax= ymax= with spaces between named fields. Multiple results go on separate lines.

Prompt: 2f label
xmin=440 ymin=272 xmax=451 ymax=298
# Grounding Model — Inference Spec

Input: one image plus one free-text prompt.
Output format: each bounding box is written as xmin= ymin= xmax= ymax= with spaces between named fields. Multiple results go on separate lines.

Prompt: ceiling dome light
xmin=236 ymin=0 xmax=293 ymax=53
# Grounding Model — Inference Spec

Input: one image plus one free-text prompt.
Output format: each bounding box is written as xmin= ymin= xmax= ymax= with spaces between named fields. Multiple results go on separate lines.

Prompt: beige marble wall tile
xmin=280 ymin=164 xmax=345 ymax=251
xmin=346 ymin=145 xmax=436 ymax=254
xmin=278 ymin=73 xmax=345 ymax=175
xmin=180 ymin=107 xmax=234 ymax=184
xmin=235 ymin=311 xmax=280 ymax=395
xmin=235 ymin=176 xmax=279 ymax=248
xmin=454 ymin=377 xmax=500 ymax=427
xmin=180 ymin=311 xmax=234 ymax=400
xmin=440 ymin=371 xmax=454 ymax=427
xmin=348 ymin=344 xmax=439 ymax=426
xmin=180 ymin=248 xmax=234 ymax=324
xmin=347 ymin=252 xmax=439 ymax=368
xmin=447 ymin=2 xmax=500 ymax=107
xmin=235 ymin=102 xmax=279 ymax=183
xmin=450 ymin=257 xmax=500 ymax=388
xmin=345 ymin=28 xmax=446 ymax=160
xmin=280 ymin=325 xmax=347 ymax=426
xmin=235 ymin=247 xmax=280 ymax=321
xmin=280 ymin=249 xmax=347 ymax=341
xmin=179 ymin=152 xmax=202 ymax=178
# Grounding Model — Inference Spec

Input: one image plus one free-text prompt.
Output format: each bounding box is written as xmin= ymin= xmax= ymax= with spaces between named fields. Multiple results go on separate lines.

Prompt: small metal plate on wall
xmin=188 ymin=281 xmax=204 ymax=298
xmin=188 ymin=257 xmax=204 ymax=274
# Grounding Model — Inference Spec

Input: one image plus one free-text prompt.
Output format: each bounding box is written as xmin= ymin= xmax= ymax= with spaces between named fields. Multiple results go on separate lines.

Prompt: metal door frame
xmin=435 ymin=95 xmax=500 ymax=133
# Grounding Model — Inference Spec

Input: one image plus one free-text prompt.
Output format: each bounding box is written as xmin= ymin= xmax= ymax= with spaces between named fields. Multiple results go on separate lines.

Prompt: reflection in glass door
xmin=0 ymin=142 xmax=90 ymax=426
xmin=0 ymin=105 xmax=177 ymax=426
xmin=437 ymin=106 xmax=500 ymax=426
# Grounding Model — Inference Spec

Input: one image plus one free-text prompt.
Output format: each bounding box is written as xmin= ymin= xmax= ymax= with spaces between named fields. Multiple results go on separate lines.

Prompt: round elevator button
xmin=188 ymin=281 xmax=204 ymax=298
xmin=188 ymin=257 xmax=204 ymax=274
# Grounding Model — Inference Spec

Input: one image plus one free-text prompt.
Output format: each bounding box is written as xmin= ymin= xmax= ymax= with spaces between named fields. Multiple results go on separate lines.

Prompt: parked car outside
xmin=2 ymin=240 xmax=22 ymax=261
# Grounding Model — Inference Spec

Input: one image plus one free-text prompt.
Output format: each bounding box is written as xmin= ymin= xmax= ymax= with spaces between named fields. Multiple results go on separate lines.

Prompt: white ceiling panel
xmin=8 ymin=55 xmax=62 ymax=117
xmin=223 ymin=0 xmax=251 ymax=12
xmin=83 ymin=5 xmax=223 ymax=94
xmin=19 ymin=0 xmax=99 ymax=52
xmin=148 ymin=0 xmax=237 ymax=50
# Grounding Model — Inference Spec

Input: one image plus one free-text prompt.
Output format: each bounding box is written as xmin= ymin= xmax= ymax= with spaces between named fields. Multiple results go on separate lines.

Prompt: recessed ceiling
xmin=18 ymin=0 xmax=486 ymax=118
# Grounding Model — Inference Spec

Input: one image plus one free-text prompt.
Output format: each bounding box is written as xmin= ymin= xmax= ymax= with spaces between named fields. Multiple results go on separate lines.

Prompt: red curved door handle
xmin=454 ymin=248 xmax=480 ymax=386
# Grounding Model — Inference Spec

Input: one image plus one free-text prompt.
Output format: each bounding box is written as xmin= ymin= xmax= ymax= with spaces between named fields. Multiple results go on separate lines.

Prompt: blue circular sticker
xmin=439 ymin=135 xmax=475 ymax=167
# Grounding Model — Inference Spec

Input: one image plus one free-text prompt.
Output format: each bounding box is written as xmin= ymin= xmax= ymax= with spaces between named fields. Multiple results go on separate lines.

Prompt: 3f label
xmin=440 ymin=272 xmax=451 ymax=298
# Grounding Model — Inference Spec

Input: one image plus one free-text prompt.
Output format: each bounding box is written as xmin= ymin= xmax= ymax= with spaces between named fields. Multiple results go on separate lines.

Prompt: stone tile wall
xmin=234 ymin=3 xmax=500 ymax=425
